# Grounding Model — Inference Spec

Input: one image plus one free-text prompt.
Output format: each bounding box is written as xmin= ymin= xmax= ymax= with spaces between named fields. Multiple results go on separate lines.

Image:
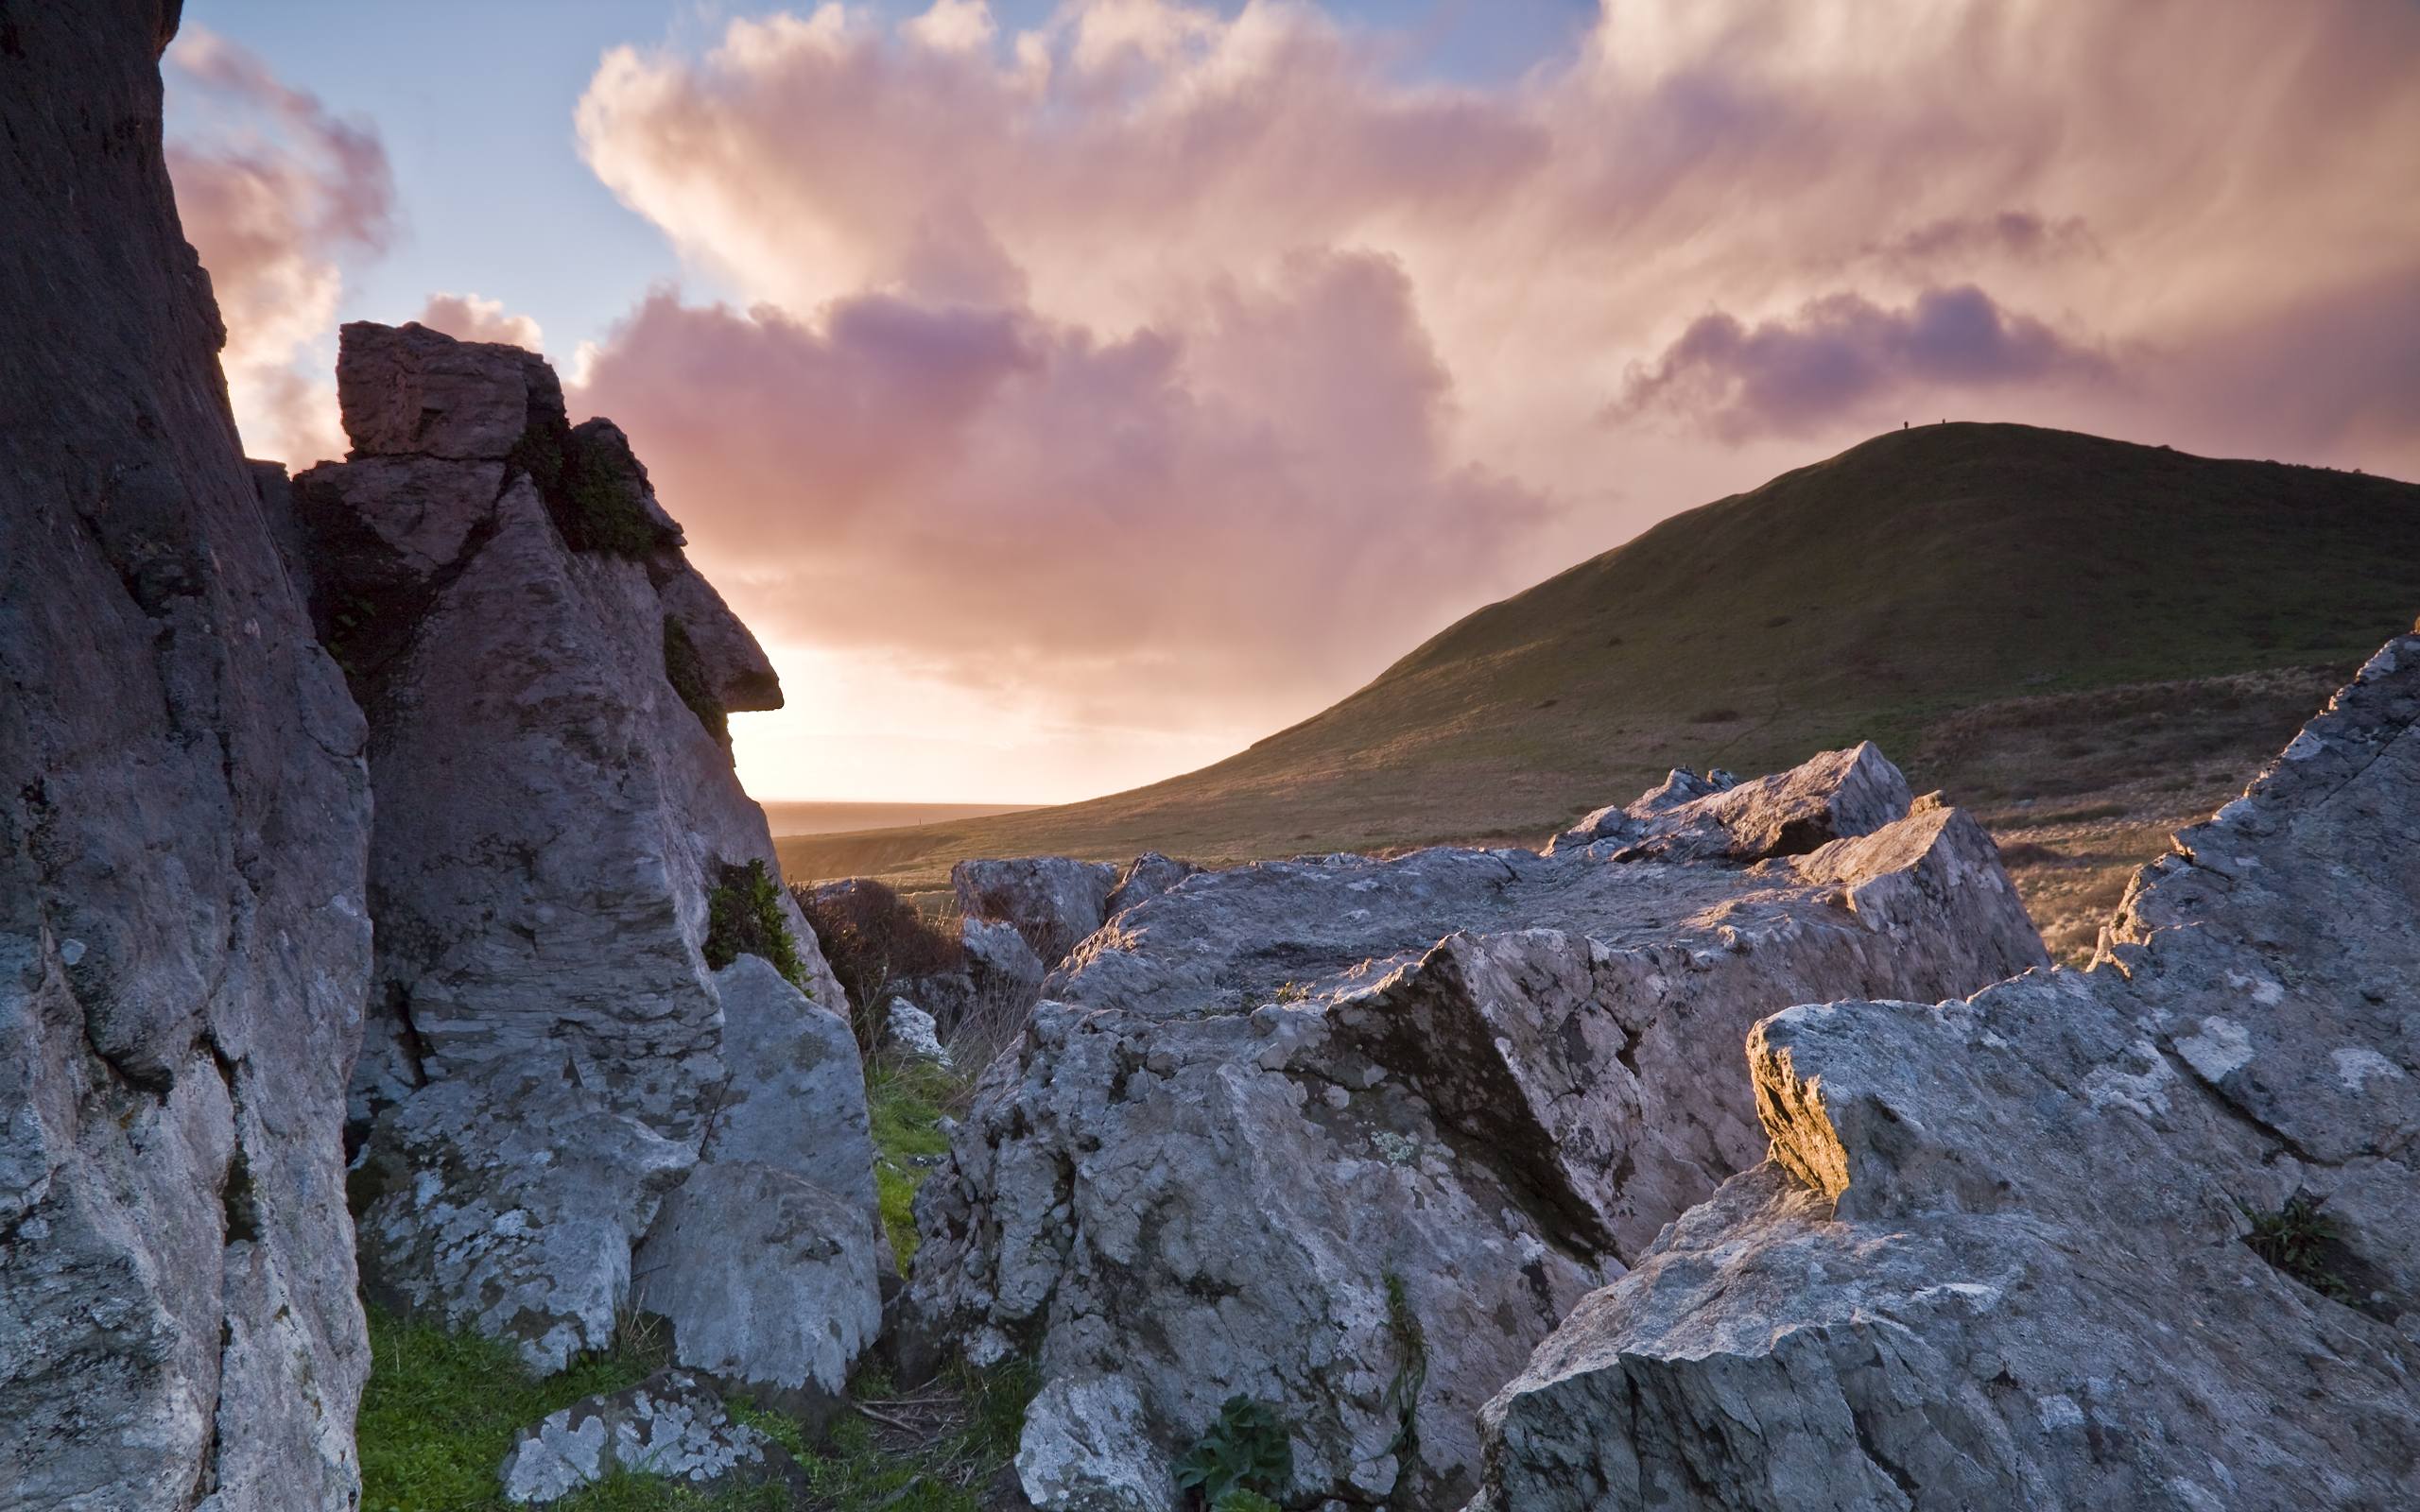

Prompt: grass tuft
xmin=866 ymin=1057 xmax=967 ymax=1266
xmin=358 ymin=1307 xmax=661 ymax=1512
xmin=360 ymin=1308 xmax=1035 ymax=1512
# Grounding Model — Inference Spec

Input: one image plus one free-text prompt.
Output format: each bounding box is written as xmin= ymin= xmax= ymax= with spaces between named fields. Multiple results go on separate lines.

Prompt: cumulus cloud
xmin=1611 ymin=285 xmax=2111 ymax=440
xmin=415 ymin=293 xmax=544 ymax=351
xmin=544 ymin=0 xmax=2420 ymax=789
xmin=575 ymin=251 xmax=1551 ymax=723
xmin=165 ymin=26 xmax=394 ymax=466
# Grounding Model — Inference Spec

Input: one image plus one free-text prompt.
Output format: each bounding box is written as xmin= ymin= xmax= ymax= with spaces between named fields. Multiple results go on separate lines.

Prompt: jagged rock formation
xmin=1471 ymin=634 xmax=2420 ymax=1511
xmin=956 ymin=855 xmax=1122 ymax=966
xmin=294 ymin=321 xmax=882 ymax=1409
xmin=908 ymin=749 xmax=2047 ymax=1509
xmin=0 ymin=6 xmax=377 ymax=1508
xmin=499 ymin=1369 xmax=810 ymax=1505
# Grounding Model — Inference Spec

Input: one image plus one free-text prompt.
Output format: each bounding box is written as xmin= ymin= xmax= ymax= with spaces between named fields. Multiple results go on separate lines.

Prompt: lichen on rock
xmin=1470 ymin=633 xmax=2420 ymax=1511
xmin=908 ymin=746 xmax=2048 ymax=1509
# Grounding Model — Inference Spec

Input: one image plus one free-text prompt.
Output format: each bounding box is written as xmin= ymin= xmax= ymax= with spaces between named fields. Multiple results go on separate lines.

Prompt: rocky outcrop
xmin=956 ymin=855 xmax=1121 ymax=966
xmin=499 ymin=1369 xmax=810 ymax=1506
xmin=302 ymin=322 xmax=881 ymax=1397
xmin=0 ymin=7 xmax=376 ymax=1507
xmin=909 ymin=749 xmax=2047 ymax=1509
xmin=1106 ymin=851 xmax=1201 ymax=916
xmin=1472 ymin=634 xmax=2420 ymax=1511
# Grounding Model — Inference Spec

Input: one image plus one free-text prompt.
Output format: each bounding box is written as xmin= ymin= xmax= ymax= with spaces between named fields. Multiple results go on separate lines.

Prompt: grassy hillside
xmin=779 ymin=423 xmax=2420 ymax=954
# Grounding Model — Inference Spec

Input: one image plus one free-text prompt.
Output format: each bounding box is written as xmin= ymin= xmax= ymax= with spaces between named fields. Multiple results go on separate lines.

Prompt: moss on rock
xmin=705 ymin=858 xmax=807 ymax=991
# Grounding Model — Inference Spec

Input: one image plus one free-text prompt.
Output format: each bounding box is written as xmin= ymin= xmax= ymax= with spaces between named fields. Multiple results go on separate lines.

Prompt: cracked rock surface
xmin=909 ymin=747 xmax=2046 ymax=1509
xmin=301 ymin=322 xmax=880 ymax=1387
xmin=1471 ymin=633 xmax=2420 ymax=1512
xmin=1 ymin=5 xmax=374 ymax=1505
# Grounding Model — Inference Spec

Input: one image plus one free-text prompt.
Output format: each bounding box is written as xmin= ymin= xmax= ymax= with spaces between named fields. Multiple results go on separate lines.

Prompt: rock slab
xmin=1472 ymin=634 xmax=2420 ymax=1511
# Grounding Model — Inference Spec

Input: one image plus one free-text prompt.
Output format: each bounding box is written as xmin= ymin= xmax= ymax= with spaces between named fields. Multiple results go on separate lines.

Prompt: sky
xmin=168 ymin=0 xmax=2420 ymax=804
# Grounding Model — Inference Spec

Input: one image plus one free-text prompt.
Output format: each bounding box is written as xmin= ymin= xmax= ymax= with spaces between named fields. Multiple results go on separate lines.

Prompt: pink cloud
xmin=165 ymin=26 xmax=395 ymax=466
xmin=554 ymin=0 xmax=2420 ymax=787
xmin=1611 ymin=285 xmax=2112 ymax=441
xmin=573 ymin=250 xmax=1553 ymax=723
xmin=415 ymin=293 xmax=544 ymax=352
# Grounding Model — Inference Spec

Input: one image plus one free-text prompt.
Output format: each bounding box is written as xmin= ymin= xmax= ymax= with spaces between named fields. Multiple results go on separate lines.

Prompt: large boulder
xmin=299 ymin=322 xmax=880 ymax=1390
xmin=955 ymin=856 xmax=1121 ymax=966
xmin=908 ymin=749 xmax=2047 ymax=1509
xmin=354 ymin=1065 xmax=696 ymax=1372
xmin=0 ymin=7 xmax=375 ymax=1507
xmin=628 ymin=1160 xmax=883 ymax=1423
xmin=1471 ymin=633 xmax=2420 ymax=1511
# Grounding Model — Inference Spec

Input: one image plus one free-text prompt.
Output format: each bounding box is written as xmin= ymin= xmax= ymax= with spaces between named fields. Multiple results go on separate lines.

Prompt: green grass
xmin=358 ymin=1308 xmax=674 ymax=1512
xmin=360 ymin=1308 xmax=1035 ymax=1512
xmin=778 ymin=423 xmax=2420 ymax=892
xmin=866 ymin=1057 xmax=965 ymax=1266
xmin=761 ymin=1363 xmax=1038 ymax=1512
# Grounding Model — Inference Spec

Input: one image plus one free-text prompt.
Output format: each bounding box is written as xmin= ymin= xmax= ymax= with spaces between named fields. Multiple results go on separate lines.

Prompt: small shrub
xmin=663 ymin=615 xmax=728 ymax=747
xmin=797 ymin=878 xmax=965 ymax=1054
xmin=1173 ymin=1397 xmax=1293 ymax=1509
xmin=1272 ymin=981 xmax=1311 ymax=1005
xmin=1994 ymin=840 xmax=2064 ymax=868
xmin=2242 ymin=1194 xmax=2355 ymax=1302
xmin=1213 ymin=1495 xmax=1282 ymax=1512
xmin=512 ymin=416 xmax=658 ymax=559
xmin=705 ymin=859 xmax=808 ymax=992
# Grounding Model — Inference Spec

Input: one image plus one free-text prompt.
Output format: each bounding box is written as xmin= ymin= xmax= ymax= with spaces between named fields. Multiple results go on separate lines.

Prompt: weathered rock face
xmin=1106 ymin=852 xmax=1201 ymax=916
xmin=1472 ymin=635 xmax=2420 ymax=1511
xmin=629 ymin=1160 xmax=883 ymax=1423
xmin=910 ymin=750 xmax=2047 ymax=1509
xmin=0 ymin=6 xmax=375 ymax=1507
xmin=499 ymin=1369 xmax=810 ymax=1506
xmin=956 ymin=856 xmax=1121 ymax=966
xmin=303 ymin=322 xmax=879 ymax=1391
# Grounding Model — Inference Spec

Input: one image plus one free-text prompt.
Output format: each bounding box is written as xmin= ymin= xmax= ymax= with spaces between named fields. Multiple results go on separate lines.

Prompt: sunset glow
xmin=167 ymin=0 xmax=2420 ymax=802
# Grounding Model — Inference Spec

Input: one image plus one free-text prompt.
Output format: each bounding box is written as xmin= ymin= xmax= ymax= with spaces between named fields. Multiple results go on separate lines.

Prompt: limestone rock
xmin=959 ymin=918 xmax=1049 ymax=1034
xmin=498 ymin=1369 xmax=808 ymax=1505
xmin=701 ymin=956 xmax=879 ymax=1227
xmin=354 ymin=1066 xmax=696 ymax=1373
xmin=1107 ymin=852 xmax=1201 ymax=916
xmin=889 ymin=999 xmax=956 ymax=1068
xmin=301 ymin=321 xmax=876 ymax=1396
xmin=0 ymin=6 xmax=374 ymax=1505
xmin=657 ymin=557 xmax=782 ymax=713
xmin=630 ymin=1160 xmax=884 ymax=1423
xmin=909 ymin=748 xmax=2046 ymax=1509
xmin=337 ymin=318 xmax=562 ymax=460
xmin=956 ymin=856 xmax=1121 ymax=965
xmin=1471 ymin=635 xmax=2420 ymax=1511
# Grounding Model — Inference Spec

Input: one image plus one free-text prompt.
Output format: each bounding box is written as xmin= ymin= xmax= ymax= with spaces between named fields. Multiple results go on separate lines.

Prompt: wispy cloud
xmin=165 ymin=25 xmax=395 ymax=465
